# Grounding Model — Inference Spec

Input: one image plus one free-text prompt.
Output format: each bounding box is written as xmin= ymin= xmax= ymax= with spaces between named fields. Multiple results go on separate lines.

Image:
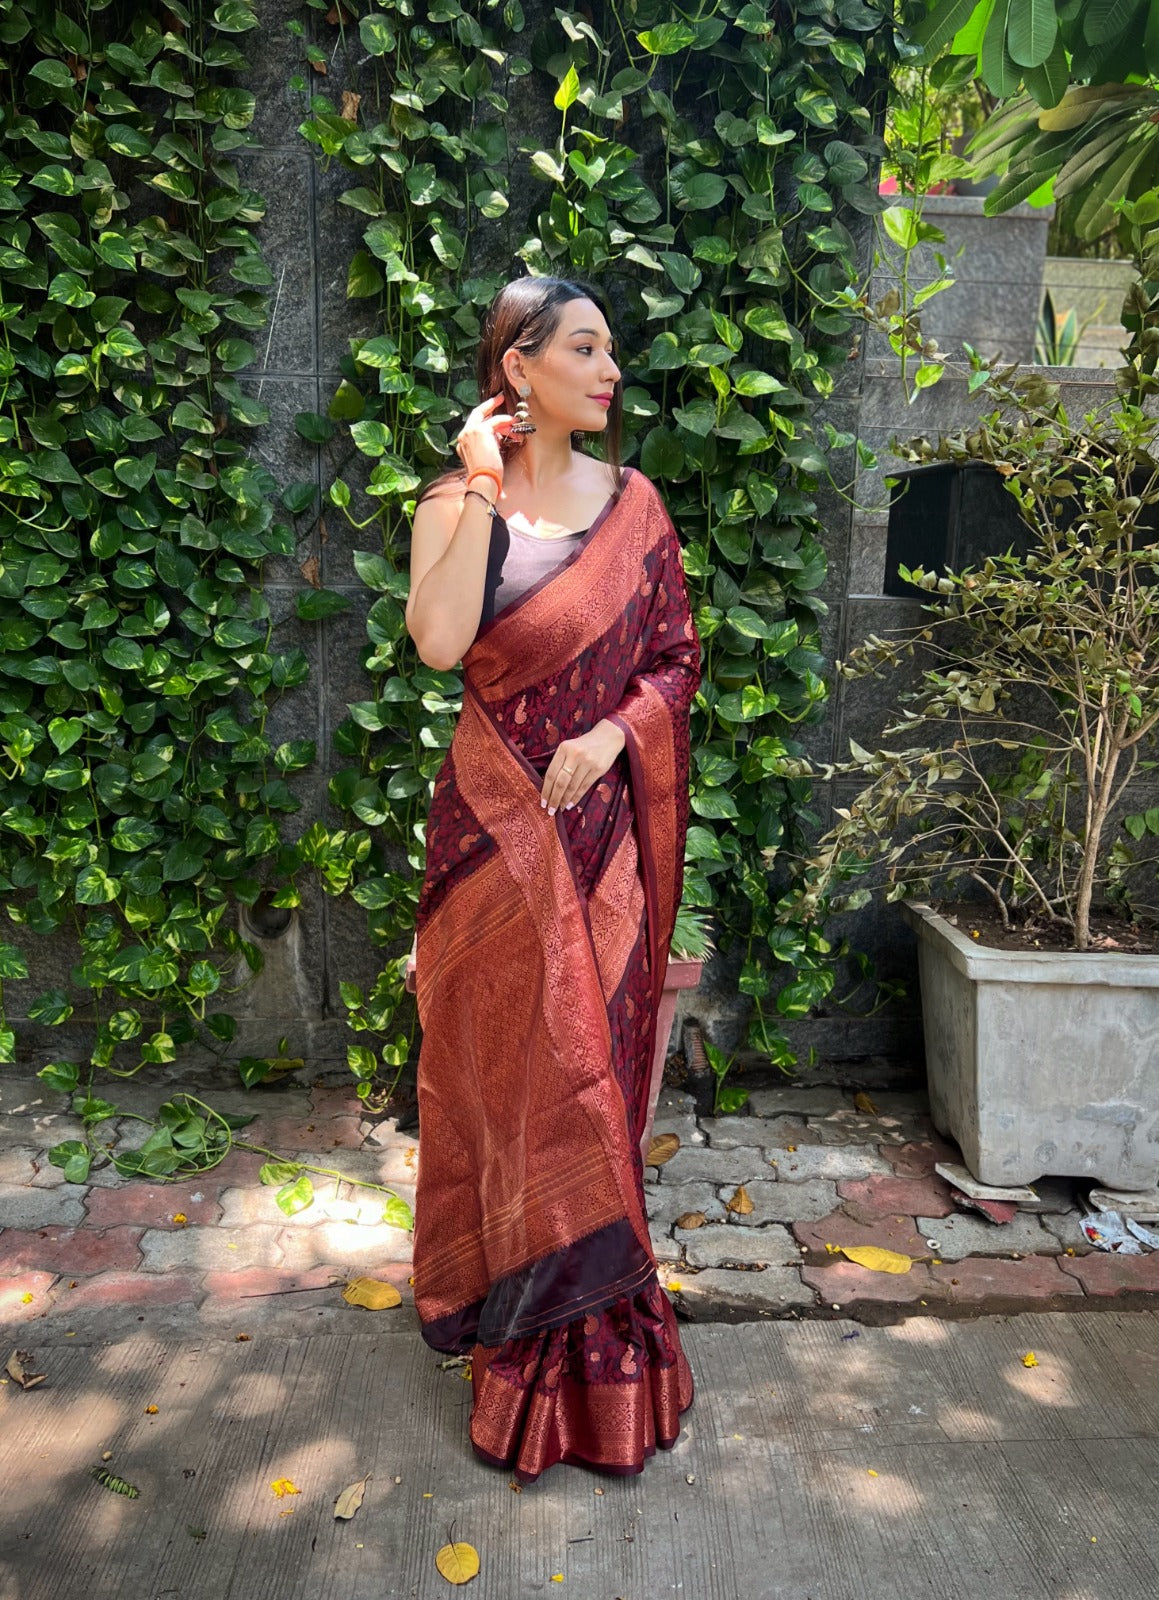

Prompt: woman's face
xmin=505 ymin=297 xmax=621 ymax=435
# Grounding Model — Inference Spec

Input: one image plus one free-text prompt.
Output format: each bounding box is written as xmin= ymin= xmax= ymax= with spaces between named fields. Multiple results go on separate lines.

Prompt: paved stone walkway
xmin=2 ymin=1066 xmax=1157 ymax=1344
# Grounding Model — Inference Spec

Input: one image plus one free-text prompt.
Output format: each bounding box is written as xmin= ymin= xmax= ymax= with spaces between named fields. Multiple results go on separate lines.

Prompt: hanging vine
xmin=0 ymin=0 xmax=317 ymax=1174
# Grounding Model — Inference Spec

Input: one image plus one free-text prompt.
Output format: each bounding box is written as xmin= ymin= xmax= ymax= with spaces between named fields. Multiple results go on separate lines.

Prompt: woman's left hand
xmin=540 ymin=719 xmax=626 ymax=816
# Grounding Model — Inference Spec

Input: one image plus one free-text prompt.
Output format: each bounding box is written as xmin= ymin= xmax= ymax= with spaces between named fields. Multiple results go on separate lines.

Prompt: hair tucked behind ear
xmin=415 ymin=275 xmax=624 ymax=507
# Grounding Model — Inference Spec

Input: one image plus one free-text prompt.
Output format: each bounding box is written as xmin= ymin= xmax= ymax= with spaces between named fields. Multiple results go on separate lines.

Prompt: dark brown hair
xmin=416 ymin=275 xmax=624 ymax=506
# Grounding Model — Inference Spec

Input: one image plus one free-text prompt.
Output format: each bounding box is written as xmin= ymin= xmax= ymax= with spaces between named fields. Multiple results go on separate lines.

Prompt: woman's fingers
xmin=541 ymin=753 xmax=591 ymax=815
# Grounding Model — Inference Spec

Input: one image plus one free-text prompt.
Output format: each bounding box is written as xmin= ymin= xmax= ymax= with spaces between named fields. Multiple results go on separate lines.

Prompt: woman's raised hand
xmin=454 ymin=393 xmax=514 ymax=484
xmin=540 ymin=720 xmax=627 ymax=816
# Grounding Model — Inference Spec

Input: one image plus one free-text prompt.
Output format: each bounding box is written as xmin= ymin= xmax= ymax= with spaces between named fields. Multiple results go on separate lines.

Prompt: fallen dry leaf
xmin=144 ymin=1404 xmax=159 ymax=1414
xmin=853 ymin=1092 xmax=879 ymax=1115
xmin=674 ymin=1211 xmax=706 ymax=1230
xmin=334 ymin=1473 xmax=371 ymax=1520
xmin=5 ymin=1351 xmax=45 ymax=1390
xmin=838 ymin=1245 xmax=912 ymax=1274
xmin=726 ymin=1185 xmax=754 ymax=1216
xmin=435 ymin=1540 xmax=480 ymax=1584
xmin=343 ymin=1277 xmax=402 ymax=1311
xmin=340 ymin=90 xmax=361 ymax=122
xmin=646 ymin=1133 xmax=680 ymax=1167
xmin=300 ymin=554 xmax=321 ymax=588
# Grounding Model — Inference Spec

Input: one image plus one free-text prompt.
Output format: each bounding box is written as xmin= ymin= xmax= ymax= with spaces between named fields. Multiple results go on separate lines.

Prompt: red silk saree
xmin=412 ymin=466 xmax=700 ymax=1482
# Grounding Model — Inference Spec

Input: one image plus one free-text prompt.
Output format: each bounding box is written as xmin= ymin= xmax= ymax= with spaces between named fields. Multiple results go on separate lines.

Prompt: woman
xmin=405 ymin=275 xmax=700 ymax=1484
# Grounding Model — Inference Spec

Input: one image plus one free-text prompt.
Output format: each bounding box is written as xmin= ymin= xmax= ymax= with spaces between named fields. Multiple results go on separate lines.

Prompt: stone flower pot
xmin=901 ymin=901 xmax=1159 ymax=1191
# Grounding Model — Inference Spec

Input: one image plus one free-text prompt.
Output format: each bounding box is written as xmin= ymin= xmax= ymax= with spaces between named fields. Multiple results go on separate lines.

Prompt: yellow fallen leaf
xmin=20 ymin=1293 xmax=33 ymax=1304
xmin=270 ymin=1478 xmax=300 ymax=1498
xmin=435 ymin=1540 xmax=480 ymax=1584
xmin=551 ymin=1575 xmax=564 ymax=1583
xmin=854 ymin=1092 xmax=879 ymax=1115
xmin=334 ymin=1473 xmax=371 ymax=1520
xmin=674 ymin=1211 xmax=706 ymax=1229
xmin=646 ymin=1133 xmax=680 ymax=1167
xmin=839 ymin=1246 xmax=913 ymax=1274
xmin=343 ymin=1277 xmax=402 ymax=1310
xmin=145 ymin=1404 xmax=159 ymax=1414
xmin=5 ymin=1350 xmax=45 ymax=1390
xmin=1022 ymin=1351 xmax=1039 ymax=1368
xmin=667 ymin=1279 xmax=682 ymax=1292
xmin=726 ymin=1185 xmax=754 ymax=1215
xmin=172 ymin=1213 xmax=187 ymax=1226
xmin=867 ymin=1469 xmax=878 ymax=1477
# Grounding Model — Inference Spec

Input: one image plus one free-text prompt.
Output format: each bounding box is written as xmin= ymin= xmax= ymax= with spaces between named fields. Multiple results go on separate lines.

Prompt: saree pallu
xmin=412 ymin=466 xmax=700 ymax=1483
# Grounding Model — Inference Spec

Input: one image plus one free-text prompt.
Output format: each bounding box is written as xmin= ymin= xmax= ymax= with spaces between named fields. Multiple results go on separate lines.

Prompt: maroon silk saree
xmin=412 ymin=466 xmax=700 ymax=1482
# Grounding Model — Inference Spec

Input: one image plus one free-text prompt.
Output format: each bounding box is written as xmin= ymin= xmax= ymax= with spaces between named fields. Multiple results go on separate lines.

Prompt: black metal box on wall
xmin=883 ymin=460 xmax=1030 ymax=598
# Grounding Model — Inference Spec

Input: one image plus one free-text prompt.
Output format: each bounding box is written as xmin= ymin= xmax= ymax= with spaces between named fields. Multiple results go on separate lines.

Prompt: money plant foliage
xmin=289 ymin=0 xmax=902 ymax=1091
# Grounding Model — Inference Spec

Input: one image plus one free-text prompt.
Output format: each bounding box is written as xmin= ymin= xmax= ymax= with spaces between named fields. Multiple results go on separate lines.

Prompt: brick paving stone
xmin=865 ymin=1091 xmax=931 ymax=1116
xmin=747 ymin=1086 xmax=849 ymax=1118
xmin=650 ymin=1225 xmax=682 ymax=1264
xmin=838 ymin=1173 xmax=956 ymax=1222
xmin=645 ymin=1181 xmax=727 ymax=1230
xmin=247 ymin=1113 xmax=366 ymax=1152
xmin=0 ymin=1184 xmax=85 ymax=1230
xmin=1059 ymin=1251 xmax=1159 ymax=1295
xmin=0 ymin=1226 xmax=142 ymax=1276
xmin=200 ymin=1265 xmax=338 ymax=1302
xmin=792 ymin=1210 xmax=928 ymax=1260
xmin=931 ymin=1255 xmax=1084 ymax=1302
xmin=0 ymin=1147 xmax=39 ymax=1185
xmin=1040 ymin=1210 xmax=1094 ymax=1254
xmin=811 ymin=1110 xmax=923 ymax=1149
xmin=770 ymin=1145 xmax=893 ymax=1183
xmin=801 ymin=1259 xmax=938 ymax=1305
xmin=360 ymin=1118 xmax=418 ymax=1151
xmin=703 ymin=1115 xmax=813 ymax=1152
xmin=28 ymin=1161 xmax=67 ymax=1190
xmin=650 ymin=1113 xmax=704 ymax=1148
xmin=138 ymin=1224 xmax=285 ymax=1273
xmin=0 ymin=1077 xmax=69 ymax=1116
xmin=915 ymin=1212 xmax=1053 ymax=1260
xmin=84 ymin=1180 xmax=223 ymax=1230
xmin=310 ymin=1085 xmax=362 ymax=1117
xmin=59 ymin=1270 xmax=204 ymax=1313
xmin=0 ymin=1270 xmax=57 ymax=1321
xmin=672 ymin=1265 xmax=816 ymax=1318
xmin=885 ymin=1137 xmax=962 ymax=1178
xmin=682 ymin=1223 xmax=795 ymax=1270
xmin=204 ymin=1149 xmax=267 ymax=1187
xmin=657 ymin=1145 xmax=773 ymax=1184
xmin=277 ymin=1221 xmax=413 ymax=1270
xmin=718 ymin=1178 xmax=838 ymax=1227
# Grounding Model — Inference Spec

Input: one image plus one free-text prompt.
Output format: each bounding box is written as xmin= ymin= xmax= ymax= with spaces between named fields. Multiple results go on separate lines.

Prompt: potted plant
xmin=794 ymin=377 xmax=1159 ymax=1191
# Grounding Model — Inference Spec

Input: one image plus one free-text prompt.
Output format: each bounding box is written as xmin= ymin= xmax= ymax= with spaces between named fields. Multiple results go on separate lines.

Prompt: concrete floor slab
xmin=2 ymin=1312 xmax=1157 ymax=1599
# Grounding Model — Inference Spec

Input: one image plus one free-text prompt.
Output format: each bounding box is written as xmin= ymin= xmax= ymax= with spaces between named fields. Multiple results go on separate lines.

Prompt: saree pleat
xmin=412 ymin=467 xmax=701 ymax=1481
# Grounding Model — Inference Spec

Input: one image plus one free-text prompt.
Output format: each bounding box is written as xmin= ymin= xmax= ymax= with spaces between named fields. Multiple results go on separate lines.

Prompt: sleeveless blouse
xmin=476 ymin=511 xmax=589 ymax=636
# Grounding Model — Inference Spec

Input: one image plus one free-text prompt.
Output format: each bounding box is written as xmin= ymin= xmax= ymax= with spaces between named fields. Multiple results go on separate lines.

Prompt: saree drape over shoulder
xmin=412 ymin=467 xmax=700 ymax=1482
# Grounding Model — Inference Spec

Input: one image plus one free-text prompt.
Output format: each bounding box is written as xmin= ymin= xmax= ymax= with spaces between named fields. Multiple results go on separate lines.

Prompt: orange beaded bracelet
xmin=467 ymin=467 xmax=502 ymax=496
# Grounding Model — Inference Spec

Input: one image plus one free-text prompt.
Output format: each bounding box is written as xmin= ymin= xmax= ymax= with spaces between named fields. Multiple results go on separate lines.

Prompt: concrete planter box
xmin=901 ymin=902 xmax=1159 ymax=1190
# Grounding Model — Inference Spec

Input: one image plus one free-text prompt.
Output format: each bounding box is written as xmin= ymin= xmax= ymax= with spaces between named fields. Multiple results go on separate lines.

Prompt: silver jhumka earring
xmin=511 ymin=383 xmax=536 ymax=435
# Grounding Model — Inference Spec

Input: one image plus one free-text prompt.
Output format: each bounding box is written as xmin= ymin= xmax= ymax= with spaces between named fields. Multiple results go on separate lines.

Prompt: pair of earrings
xmin=511 ymin=382 xmax=536 ymax=435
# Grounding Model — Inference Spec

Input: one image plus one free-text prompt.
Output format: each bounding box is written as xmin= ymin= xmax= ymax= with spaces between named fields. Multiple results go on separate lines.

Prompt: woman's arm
xmin=405 ymin=489 xmax=494 ymax=671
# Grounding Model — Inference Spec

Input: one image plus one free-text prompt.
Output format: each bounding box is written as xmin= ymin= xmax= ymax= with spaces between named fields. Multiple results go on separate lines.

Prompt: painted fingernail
xmin=540 ymin=800 xmax=547 ymax=809
xmin=547 ymin=806 xmax=556 ymax=816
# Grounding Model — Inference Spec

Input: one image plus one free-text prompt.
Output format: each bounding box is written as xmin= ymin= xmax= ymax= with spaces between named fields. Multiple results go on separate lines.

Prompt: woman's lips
xmin=591 ymin=396 xmax=612 ymax=408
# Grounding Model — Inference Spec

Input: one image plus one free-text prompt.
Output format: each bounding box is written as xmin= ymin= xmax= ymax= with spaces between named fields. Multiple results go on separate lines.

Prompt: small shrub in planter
xmin=791 ymin=379 xmax=1159 ymax=1188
